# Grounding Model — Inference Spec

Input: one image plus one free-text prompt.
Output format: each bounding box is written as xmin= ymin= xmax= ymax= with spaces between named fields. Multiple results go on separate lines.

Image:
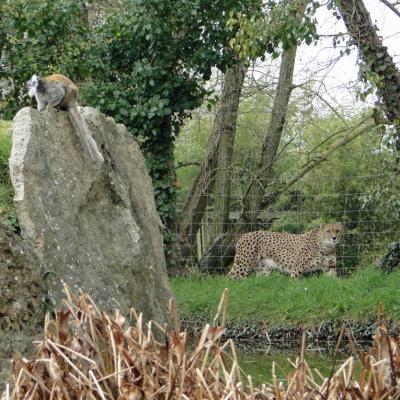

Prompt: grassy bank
xmin=10 ymin=285 xmax=400 ymax=398
xmin=0 ymin=120 xmax=14 ymax=227
xmin=171 ymin=268 xmax=400 ymax=326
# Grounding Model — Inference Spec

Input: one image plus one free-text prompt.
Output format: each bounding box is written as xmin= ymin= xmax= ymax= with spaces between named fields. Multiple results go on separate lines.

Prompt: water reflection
xmin=236 ymin=343 xmax=366 ymax=385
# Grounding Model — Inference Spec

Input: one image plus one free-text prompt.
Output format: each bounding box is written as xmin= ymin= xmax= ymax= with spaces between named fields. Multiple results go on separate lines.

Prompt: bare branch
xmin=276 ymin=118 xmax=381 ymax=196
xmin=176 ymin=161 xmax=200 ymax=169
xmin=378 ymin=0 xmax=400 ymax=18
xmin=292 ymin=83 xmax=349 ymax=127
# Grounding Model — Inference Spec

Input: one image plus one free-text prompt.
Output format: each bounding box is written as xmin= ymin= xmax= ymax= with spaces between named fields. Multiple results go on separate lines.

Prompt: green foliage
xmin=175 ymin=90 xmax=271 ymax=202
xmin=171 ymin=268 xmax=400 ymax=325
xmin=175 ymin=112 xmax=214 ymax=202
xmin=0 ymin=0 xmax=93 ymax=119
xmin=0 ymin=121 xmax=11 ymax=183
xmin=356 ymin=64 xmax=384 ymax=102
xmin=80 ymin=0 xmax=268 ymax=231
xmin=227 ymin=0 xmax=319 ymax=61
xmin=1 ymin=0 xmax=270 ymax=260
xmin=2 ymin=0 xmax=369 ymax=271
xmin=0 ymin=0 xmax=267 ymax=126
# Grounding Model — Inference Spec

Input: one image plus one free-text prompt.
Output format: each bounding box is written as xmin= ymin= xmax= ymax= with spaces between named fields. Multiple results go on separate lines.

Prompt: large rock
xmin=0 ymin=224 xmax=45 ymax=383
xmin=10 ymin=107 xmax=172 ymax=323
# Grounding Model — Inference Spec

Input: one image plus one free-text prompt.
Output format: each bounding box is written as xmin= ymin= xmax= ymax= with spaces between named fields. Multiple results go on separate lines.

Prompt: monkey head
xmin=26 ymin=74 xmax=46 ymax=97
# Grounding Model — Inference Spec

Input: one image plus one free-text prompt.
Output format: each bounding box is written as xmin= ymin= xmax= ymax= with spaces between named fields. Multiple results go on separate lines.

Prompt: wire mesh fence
xmin=173 ymin=74 xmax=400 ymax=276
xmin=174 ymin=171 xmax=400 ymax=276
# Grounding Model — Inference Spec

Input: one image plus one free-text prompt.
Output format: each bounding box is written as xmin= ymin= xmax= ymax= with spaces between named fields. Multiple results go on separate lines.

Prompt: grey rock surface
xmin=10 ymin=107 xmax=172 ymax=323
xmin=0 ymin=223 xmax=45 ymax=384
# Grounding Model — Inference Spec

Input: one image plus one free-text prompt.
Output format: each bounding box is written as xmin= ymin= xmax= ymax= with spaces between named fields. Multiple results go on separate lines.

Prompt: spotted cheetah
xmin=228 ymin=223 xmax=343 ymax=279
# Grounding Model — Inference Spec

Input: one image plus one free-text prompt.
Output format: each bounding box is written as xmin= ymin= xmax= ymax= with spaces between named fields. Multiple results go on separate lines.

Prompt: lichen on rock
xmin=9 ymin=107 xmax=173 ymax=322
xmin=0 ymin=223 xmax=44 ymax=384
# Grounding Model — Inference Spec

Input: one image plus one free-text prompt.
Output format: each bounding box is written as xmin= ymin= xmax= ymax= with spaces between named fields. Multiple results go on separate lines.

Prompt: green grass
xmin=0 ymin=120 xmax=15 ymax=227
xmin=171 ymin=268 xmax=400 ymax=325
xmin=237 ymin=350 xmax=361 ymax=385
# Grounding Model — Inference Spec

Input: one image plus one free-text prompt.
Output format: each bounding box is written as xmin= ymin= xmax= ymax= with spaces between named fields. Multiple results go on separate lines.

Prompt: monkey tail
xmin=68 ymin=105 xmax=104 ymax=164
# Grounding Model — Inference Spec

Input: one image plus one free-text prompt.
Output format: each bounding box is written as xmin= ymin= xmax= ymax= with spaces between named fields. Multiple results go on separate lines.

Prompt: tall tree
xmin=198 ymin=0 xmax=313 ymax=271
xmin=179 ymin=63 xmax=246 ymax=257
xmin=241 ymin=12 xmax=303 ymax=227
xmin=336 ymin=0 xmax=400 ymax=150
xmin=81 ymin=0 xmax=267 ymax=268
xmin=209 ymin=65 xmax=247 ymax=246
xmin=179 ymin=0 xmax=320 ymax=263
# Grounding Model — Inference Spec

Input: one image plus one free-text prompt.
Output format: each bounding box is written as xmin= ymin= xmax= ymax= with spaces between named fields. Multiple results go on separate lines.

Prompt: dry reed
xmin=4 ymin=285 xmax=400 ymax=399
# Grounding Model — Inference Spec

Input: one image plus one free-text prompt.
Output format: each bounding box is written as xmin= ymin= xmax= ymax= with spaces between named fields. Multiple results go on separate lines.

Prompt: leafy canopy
xmin=0 ymin=0 xmax=319 ymax=231
xmin=82 ymin=0 xmax=266 ymax=226
xmin=0 ymin=0 xmax=93 ymax=118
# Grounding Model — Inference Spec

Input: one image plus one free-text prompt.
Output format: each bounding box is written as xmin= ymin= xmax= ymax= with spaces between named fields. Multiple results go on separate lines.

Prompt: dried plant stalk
xmin=5 ymin=285 xmax=400 ymax=399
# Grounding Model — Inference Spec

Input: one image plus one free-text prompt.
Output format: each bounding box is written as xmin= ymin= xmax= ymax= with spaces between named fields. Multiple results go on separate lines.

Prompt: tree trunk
xmin=179 ymin=63 xmax=246 ymax=258
xmin=208 ymin=67 xmax=246 ymax=245
xmin=197 ymin=0 xmax=308 ymax=272
xmin=241 ymin=33 xmax=301 ymax=227
xmin=337 ymin=0 xmax=400 ymax=149
xmin=81 ymin=1 xmax=90 ymax=28
xmin=378 ymin=0 xmax=400 ymax=18
xmin=199 ymin=1 xmax=308 ymax=272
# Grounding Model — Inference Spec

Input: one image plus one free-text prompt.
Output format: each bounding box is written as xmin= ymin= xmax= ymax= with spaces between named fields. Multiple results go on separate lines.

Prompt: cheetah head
xmin=319 ymin=223 xmax=343 ymax=248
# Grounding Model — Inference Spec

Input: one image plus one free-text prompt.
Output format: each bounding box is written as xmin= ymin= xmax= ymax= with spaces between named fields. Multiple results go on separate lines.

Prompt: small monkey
xmin=27 ymin=74 xmax=104 ymax=164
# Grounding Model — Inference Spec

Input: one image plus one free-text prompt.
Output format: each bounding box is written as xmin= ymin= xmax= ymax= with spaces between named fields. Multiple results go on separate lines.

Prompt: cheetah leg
xmin=228 ymin=263 xmax=248 ymax=279
xmin=324 ymin=257 xmax=337 ymax=277
xmin=228 ymin=257 xmax=255 ymax=279
xmin=290 ymin=270 xmax=301 ymax=279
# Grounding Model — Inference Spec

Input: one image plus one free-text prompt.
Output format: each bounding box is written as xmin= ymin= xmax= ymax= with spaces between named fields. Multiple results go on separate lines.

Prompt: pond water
xmin=237 ymin=345 xmax=363 ymax=386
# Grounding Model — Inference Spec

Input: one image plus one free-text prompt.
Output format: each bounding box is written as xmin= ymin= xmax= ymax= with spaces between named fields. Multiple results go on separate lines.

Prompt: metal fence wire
xmin=174 ymin=204 xmax=400 ymax=276
xmin=174 ymin=162 xmax=400 ymax=276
